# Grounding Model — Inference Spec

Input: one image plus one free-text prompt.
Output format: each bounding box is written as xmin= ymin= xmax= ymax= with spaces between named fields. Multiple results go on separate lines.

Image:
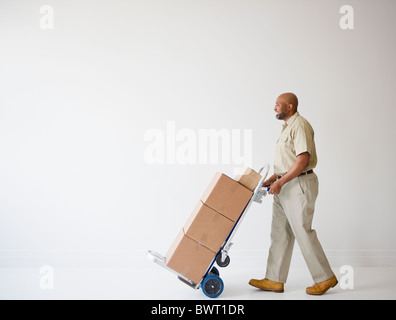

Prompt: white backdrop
xmin=1 ymin=0 xmax=395 ymax=270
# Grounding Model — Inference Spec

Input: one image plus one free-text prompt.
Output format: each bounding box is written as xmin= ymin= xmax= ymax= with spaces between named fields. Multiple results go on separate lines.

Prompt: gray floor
xmin=1 ymin=265 xmax=395 ymax=300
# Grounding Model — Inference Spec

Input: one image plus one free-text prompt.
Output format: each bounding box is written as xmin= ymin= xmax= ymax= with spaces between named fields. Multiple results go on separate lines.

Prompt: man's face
xmin=274 ymin=97 xmax=288 ymax=120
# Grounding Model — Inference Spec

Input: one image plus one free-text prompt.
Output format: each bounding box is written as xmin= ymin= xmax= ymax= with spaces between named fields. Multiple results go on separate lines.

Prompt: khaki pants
xmin=265 ymin=173 xmax=334 ymax=283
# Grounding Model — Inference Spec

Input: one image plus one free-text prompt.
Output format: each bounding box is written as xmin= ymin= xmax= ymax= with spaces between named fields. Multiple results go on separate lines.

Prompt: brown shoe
xmin=248 ymin=278 xmax=284 ymax=293
xmin=306 ymin=275 xmax=338 ymax=295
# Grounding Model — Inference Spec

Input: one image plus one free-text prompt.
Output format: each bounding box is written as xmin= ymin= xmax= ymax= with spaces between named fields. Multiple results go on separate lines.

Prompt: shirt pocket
xmin=277 ymin=135 xmax=288 ymax=143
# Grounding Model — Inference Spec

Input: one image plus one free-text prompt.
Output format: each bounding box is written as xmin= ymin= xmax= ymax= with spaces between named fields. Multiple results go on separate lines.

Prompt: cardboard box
xmin=166 ymin=229 xmax=216 ymax=283
xmin=201 ymin=172 xmax=252 ymax=222
xmin=165 ymin=171 xmax=253 ymax=283
xmin=184 ymin=201 xmax=234 ymax=252
xmin=234 ymin=167 xmax=262 ymax=191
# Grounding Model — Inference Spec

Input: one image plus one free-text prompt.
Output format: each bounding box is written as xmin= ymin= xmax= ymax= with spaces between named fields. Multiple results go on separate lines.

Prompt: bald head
xmin=278 ymin=92 xmax=298 ymax=111
xmin=274 ymin=92 xmax=299 ymax=121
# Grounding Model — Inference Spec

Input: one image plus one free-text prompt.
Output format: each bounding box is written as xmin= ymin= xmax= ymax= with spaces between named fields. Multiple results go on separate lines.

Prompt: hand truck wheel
xmin=209 ymin=266 xmax=220 ymax=276
xmin=216 ymin=254 xmax=230 ymax=267
xmin=201 ymin=275 xmax=224 ymax=298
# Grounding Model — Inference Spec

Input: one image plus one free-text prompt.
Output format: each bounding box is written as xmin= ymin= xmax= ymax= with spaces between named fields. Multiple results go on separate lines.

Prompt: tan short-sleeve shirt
xmin=274 ymin=112 xmax=317 ymax=175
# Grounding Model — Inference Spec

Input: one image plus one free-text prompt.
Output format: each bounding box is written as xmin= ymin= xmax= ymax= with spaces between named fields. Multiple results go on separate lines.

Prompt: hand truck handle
xmin=255 ymin=163 xmax=270 ymax=192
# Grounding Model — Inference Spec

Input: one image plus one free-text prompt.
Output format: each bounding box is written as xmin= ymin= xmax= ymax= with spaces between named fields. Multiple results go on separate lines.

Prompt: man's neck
xmin=283 ymin=111 xmax=298 ymax=124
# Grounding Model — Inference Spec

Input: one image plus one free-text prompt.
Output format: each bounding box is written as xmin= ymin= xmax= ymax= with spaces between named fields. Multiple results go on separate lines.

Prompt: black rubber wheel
xmin=216 ymin=254 xmax=230 ymax=267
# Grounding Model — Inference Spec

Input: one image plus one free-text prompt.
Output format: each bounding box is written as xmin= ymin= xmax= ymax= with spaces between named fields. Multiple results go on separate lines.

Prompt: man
xmin=249 ymin=93 xmax=337 ymax=295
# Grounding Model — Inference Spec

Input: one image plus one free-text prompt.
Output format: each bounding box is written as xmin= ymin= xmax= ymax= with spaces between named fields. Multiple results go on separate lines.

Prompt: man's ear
xmin=287 ymin=103 xmax=293 ymax=111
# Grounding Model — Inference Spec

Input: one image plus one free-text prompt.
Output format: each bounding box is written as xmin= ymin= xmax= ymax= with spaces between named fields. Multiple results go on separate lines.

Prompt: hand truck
xmin=147 ymin=163 xmax=270 ymax=298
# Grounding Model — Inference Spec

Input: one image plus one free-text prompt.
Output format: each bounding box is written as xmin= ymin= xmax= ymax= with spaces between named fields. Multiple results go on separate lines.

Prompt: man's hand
xmin=262 ymin=174 xmax=277 ymax=188
xmin=268 ymin=180 xmax=284 ymax=195
xmin=263 ymin=174 xmax=283 ymax=195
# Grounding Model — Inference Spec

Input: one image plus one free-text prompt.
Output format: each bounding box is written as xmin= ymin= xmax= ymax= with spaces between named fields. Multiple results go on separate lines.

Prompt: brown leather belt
xmin=277 ymin=169 xmax=314 ymax=180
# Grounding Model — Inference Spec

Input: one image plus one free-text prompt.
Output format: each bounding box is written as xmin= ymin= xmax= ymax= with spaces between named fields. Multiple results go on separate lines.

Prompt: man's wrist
xmin=276 ymin=176 xmax=287 ymax=187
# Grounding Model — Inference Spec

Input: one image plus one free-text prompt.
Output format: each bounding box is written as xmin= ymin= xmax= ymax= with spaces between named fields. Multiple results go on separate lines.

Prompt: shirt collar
xmin=283 ymin=111 xmax=300 ymax=128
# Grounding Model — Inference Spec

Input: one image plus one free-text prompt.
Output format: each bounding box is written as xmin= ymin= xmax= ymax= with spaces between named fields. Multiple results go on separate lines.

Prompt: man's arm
xmin=268 ymin=152 xmax=310 ymax=195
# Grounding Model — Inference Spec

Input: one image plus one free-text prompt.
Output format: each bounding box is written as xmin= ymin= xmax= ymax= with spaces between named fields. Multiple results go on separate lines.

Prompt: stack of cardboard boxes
xmin=166 ymin=167 xmax=262 ymax=283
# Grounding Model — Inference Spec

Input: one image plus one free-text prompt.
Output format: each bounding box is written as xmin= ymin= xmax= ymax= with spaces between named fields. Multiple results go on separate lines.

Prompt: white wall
xmin=0 ymin=0 xmax=395 ymax=269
